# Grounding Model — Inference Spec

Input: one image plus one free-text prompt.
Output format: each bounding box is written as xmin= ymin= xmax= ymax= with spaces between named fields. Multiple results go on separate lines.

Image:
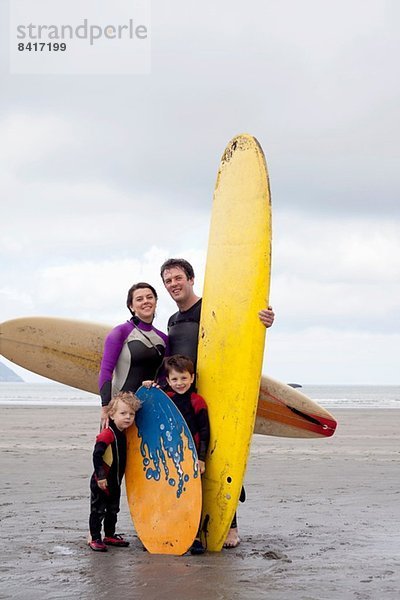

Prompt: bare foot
xmin=223 ymin=527 xmax=241 ymax=548
xmin=87 ymin=532 xmax=92 ymax=545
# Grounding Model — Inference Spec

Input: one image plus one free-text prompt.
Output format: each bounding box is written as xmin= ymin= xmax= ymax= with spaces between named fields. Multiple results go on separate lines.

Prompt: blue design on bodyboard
xmin=135 ymin=386 xmax=199 ymax=498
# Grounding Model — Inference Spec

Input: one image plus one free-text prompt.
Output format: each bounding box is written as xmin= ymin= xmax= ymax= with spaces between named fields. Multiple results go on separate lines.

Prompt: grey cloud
xmin=1 ymin=1 xmax=399 ymax=218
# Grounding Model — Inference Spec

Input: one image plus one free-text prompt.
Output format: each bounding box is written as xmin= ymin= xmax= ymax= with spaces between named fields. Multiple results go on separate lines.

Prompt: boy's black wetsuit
xmin=167 ymin=390 xmax=210 ymax=461
xmin=167 ymin=297 xmax=245 ymax=528
xmin=89 ymin=419 xmax=127 ymax=540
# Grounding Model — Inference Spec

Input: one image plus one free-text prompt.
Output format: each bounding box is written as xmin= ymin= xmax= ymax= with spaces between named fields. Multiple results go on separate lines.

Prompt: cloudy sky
xmin=1 ymin=0 xmax=399 ymax=384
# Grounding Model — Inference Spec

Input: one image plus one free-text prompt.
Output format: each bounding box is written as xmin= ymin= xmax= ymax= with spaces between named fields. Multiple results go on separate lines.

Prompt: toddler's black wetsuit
xmin=89 ymin=419 xmax=127 ymax=540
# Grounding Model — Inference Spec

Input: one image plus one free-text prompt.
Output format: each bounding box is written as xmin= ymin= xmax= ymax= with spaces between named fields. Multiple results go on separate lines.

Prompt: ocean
xmin=0 ymin=382 xmax=399 ymax=409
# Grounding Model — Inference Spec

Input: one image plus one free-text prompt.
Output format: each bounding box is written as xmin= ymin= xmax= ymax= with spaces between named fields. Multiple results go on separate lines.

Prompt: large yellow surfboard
xmin=197 ymin=134 xmax=272 ymax=551
xmin=0 ymin=317 xmax=336 ymax=438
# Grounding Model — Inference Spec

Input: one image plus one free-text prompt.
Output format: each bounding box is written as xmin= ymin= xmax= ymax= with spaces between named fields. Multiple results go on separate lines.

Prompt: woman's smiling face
xmin=130 ymin=287 xmax=157 ymax=323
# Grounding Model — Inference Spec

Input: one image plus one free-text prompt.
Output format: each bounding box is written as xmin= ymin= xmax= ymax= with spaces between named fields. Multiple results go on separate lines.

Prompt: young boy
xmin=163 ymin=354 xmax=210 ymax=554
xmin=88 ymin=391 xmax=141 ymax=552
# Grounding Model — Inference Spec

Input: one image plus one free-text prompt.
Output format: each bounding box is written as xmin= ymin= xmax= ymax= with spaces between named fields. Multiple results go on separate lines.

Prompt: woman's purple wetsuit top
xmin=98 ymin=318 xmax=168 ymax=406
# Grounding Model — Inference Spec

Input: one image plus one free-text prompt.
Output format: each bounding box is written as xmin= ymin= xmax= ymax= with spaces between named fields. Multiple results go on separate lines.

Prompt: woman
xmin=98 ymin=282 xmax=168 ymax=429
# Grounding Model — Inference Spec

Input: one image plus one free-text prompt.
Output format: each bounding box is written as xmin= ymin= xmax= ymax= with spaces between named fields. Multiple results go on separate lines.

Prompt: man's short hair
xmin=160 ymin=258 xmax=195 ymax=281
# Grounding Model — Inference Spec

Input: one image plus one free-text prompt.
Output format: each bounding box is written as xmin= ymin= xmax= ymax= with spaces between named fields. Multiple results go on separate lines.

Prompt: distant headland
xmin=0 ymin=361 xmax=24 ymax=382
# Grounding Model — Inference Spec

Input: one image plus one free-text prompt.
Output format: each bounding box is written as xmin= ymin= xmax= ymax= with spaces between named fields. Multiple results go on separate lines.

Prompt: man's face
xmin=162 ymin=266 xmax=194 ymax=305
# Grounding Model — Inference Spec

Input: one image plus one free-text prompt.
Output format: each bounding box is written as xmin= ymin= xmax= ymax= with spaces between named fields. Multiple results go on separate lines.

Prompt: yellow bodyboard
xmin=197 ymin=134 xmax=272 ymax=551
xmin=125 ymin=386 xmax=202 ymax=555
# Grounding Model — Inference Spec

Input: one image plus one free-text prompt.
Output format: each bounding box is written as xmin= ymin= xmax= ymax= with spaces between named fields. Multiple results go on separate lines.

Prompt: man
xmin=160 ymin=258 xmax=274 ymax=548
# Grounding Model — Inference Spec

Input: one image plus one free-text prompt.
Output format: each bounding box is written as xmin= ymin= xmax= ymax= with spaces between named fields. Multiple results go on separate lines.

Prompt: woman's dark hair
xmin=126 ymin=282 xmax=158 ymax=314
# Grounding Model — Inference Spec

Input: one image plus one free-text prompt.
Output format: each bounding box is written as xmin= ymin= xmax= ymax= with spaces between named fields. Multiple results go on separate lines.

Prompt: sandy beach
xmin=0 ymin=406 xmax=399 ymax=600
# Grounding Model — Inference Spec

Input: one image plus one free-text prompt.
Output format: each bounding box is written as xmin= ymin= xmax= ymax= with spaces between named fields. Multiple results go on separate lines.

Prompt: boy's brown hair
xmin=107 ymin=391 xmax=141 ymax=416
xmin=163 ymin=354 xmax=195 ymax=376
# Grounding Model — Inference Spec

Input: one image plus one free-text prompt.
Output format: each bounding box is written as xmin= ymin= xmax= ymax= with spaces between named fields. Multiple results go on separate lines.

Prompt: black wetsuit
xmin=89 ymin=419 xmax=127 ymax=540
xmin=167 ymin=390 xmax=210 ymax=461
xmin=167 ymin=299 xmax=202 ymax=366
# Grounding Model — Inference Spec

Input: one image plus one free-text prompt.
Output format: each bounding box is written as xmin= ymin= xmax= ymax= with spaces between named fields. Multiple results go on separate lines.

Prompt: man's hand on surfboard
xmin=259 ymin=306 xmax=275 ymax=328
xmin=198 ymin=460 xmax=205 ymax=474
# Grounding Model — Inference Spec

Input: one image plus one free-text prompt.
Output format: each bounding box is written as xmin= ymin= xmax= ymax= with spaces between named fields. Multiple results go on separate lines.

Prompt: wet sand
xmin=0 ymin=406 xmax=399 ymax=600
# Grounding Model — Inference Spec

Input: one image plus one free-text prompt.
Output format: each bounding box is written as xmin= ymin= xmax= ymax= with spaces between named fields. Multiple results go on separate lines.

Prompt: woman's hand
xmin=198 ymin=460 xmax=206 ymax=475
xmin=100 ymin=406 xmax=109 ymax=431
